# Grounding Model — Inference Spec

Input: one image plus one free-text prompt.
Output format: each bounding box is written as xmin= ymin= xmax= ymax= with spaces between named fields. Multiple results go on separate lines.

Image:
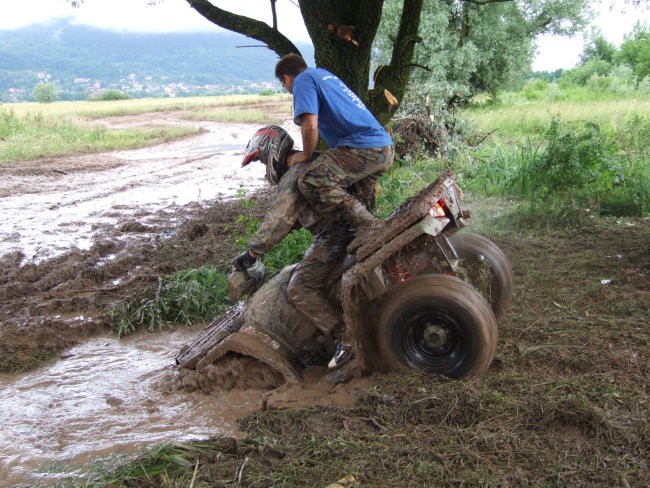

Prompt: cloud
xmin=0 ymin=0 xmax=311 ymax=41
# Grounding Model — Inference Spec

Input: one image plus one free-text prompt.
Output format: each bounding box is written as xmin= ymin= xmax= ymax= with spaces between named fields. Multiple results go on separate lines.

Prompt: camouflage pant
xmin=297 ymin=146 xmax=394 ymax=214
xmin=286 ymin=221 xmax=353 ymax=335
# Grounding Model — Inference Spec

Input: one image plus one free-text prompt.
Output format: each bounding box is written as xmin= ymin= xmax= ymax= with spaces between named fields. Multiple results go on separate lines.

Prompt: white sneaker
xmin=328 ymin=342 xmax=352 ymax=369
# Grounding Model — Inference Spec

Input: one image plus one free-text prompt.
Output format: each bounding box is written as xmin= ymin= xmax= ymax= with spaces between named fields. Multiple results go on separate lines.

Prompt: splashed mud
xmin=0 ymin=109 xmax=365 ymax=485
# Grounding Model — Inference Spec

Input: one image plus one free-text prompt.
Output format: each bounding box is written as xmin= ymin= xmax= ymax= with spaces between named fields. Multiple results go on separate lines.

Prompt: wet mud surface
xmin=1 ymin=108 xmax=648 ymax=486
xmin=0 ymin=110 xmax=326 ymax=484
xmin=0 ymin=113 xmax=295 ymax=373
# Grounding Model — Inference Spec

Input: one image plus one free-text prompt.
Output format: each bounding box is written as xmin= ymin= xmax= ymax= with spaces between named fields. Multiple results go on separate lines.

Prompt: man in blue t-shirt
xmin=275 ymin=53 xmax=394 ymax=252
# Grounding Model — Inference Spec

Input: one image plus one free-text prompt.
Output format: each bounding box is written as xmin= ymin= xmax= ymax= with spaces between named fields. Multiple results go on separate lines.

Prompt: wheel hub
xmin=422 ymin=323 xmax=448 ymax=348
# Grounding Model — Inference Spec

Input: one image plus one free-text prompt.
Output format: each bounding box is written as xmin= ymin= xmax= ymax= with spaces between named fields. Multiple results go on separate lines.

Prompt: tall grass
xmin=185 ymin=105 xmax=291 ymax=124
xmin=110 ymin=266 xmax=230 ymax=337
xmin=229 ymin=188 xmax=313 ymax=274
xmin=2 ymin=93 xmax=291 ymax=119
xmin=466 ymin=98 xmax=650 ymax=144
xmin=0 ymin=109 xmax=199 ymax=162
xmin=464 ymin=115 xmax=650 ymax=220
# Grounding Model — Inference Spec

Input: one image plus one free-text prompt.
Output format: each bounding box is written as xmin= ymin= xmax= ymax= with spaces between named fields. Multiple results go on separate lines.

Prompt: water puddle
xmin=0 ymin=327 xmax=265 ymax=486
xmin=0 ymin=121 xmax=291 ymax=262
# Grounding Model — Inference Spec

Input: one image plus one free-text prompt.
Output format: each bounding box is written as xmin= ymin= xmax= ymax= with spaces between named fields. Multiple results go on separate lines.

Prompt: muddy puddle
xmin=0 ymin=326 xmax=267 ymax=486
xmin=0 ymin=120 xmax=294 ymax=263
xmin=0 ymin=114 xmax=359 ymax=486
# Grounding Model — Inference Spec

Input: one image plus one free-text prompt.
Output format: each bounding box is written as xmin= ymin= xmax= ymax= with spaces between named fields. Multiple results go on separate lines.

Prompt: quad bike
xmin=176 ymin=168 xmax=513 ymax=385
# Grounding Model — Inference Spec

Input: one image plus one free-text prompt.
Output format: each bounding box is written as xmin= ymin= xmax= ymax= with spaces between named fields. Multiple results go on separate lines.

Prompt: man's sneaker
xmin=328 ymin=341 xmax=352 ymax=369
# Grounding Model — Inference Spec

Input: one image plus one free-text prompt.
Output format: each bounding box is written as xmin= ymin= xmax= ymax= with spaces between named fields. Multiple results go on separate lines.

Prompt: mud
xmin=0 ymin=107 xmax=370 ymax=485
xmin=0 ymin=112 xmax=300 ymax=373
xmin=175 ymin=353 xmax=286 ymax=393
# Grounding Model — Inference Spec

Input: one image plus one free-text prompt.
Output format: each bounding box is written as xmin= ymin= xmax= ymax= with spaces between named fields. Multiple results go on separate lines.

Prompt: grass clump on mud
xmin=110 ymin=266 xmax=231 ymax=337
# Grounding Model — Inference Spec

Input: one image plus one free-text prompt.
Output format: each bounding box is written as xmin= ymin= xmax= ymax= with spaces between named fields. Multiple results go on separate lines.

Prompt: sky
xmin=0 ymin=0 xmax=648 ymax=72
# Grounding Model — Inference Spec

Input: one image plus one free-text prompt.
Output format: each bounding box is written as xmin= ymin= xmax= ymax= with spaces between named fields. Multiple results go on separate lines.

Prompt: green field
xmin=466 ymin=97 xmax=650 ymax=143
xmin=0 ymin=94 xmax=292 ymax=162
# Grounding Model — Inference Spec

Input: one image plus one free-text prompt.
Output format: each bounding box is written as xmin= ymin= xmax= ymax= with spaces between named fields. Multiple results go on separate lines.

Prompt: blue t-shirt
xmin=293 ymin=68 xmax=392 ymax=148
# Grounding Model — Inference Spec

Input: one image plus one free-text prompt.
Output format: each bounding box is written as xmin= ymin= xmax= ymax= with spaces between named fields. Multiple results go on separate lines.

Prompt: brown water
xmin=0 ymin=327 xmax=265 ymax=486
xmin=0 ymin=116 xmax=340 ymax=486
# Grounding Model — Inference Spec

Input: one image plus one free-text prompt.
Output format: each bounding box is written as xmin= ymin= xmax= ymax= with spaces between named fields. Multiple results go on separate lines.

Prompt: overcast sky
xmin=0 ymin=0 xmax=648 ymax=72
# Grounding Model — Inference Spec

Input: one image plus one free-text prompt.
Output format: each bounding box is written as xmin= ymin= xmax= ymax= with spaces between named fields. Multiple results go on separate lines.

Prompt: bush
xmin=560 ymin=59 xmax=612 ymax=87
xmin=522 ymin=78 xmax=548 ymax=101
xmin=31 ymin=83 xmax=58 ymax=103
xmin=110 ymin=267 xmax=230 ymax=336
xmin=465 ymin=117 xmax=648 ymax=218
xmin=258 ymin=89 xmax=278 ymax=96
xmin=91 ymin=89 xmax=131 ymax=101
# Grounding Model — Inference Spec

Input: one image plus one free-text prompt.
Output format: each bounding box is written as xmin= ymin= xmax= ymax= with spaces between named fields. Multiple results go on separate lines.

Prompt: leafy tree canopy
xmin=68 ymin=1 xmax=601 ymax=121
xmin=31 ymin=82 xmax=58 ymax=103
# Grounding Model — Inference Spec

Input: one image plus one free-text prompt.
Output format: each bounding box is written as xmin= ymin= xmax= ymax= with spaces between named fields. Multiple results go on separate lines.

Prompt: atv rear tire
xmin=448 ymin=232 xmax=513 ymax=322
xmin=377 ymin=274 xmax=497 ymax=379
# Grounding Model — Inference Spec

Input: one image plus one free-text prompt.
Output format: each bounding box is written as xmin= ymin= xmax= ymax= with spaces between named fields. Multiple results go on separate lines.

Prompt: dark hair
xmin=275 ymin=53 xmax=307 ymax=80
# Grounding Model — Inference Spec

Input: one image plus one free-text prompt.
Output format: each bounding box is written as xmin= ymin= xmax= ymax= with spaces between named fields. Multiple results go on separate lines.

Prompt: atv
xmin=175 ymin=168 xmax=513 ymax=386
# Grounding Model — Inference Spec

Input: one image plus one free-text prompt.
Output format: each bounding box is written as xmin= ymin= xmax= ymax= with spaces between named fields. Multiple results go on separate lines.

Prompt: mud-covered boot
xmin=345 ymin=200 xmax=383 ymax=252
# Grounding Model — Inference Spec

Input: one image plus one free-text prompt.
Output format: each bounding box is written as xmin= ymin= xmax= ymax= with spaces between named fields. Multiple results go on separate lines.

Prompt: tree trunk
xmin=298 ymin=1 xmax=382 ymax=105
xmin=186 ymin=0 xmax=425 ymax=126
xmin=368 ymin=0 xmax=424 ymax=125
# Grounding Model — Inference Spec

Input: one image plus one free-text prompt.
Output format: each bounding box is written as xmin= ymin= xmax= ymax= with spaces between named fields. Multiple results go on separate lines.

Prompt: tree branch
xmin=186 ymin=0 xmax=301 ymax=57
xmin=270 ymin=0 xmax=278 ymax=30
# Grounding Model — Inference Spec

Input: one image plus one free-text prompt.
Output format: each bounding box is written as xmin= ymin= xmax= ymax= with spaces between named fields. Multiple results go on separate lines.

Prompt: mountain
xmin=0 ymin=19 xmax=314 ymax=102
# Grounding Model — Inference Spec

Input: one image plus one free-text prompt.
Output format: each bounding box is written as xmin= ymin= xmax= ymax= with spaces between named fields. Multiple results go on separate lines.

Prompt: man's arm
xmin=248 ymin=166 xmax=302 ymax=256
xmin=287 ymin=113 xmax=318 ymax=167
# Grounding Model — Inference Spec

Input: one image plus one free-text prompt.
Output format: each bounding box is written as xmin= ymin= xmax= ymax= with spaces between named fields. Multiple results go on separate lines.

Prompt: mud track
xmin=0 ymin=112 xmax=292 ymax=372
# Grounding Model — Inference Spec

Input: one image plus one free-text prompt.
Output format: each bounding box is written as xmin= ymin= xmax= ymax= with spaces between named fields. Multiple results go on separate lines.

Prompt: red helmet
xmin=241 ymin=125 xmax=294 ymax=185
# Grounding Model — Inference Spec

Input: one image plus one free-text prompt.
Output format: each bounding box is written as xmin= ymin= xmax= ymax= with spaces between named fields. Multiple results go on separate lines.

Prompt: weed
xmin=229 ymin=187 xmax=312 ymax=273
xmin=110 ymin=266 xmax=230 ymax=337
xmin=465 ymin=115 xmax=649 ymax=221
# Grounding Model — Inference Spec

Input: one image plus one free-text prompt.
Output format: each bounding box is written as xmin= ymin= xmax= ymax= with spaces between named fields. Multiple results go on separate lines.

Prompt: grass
xmin=0 ymin=109 xmax=200 ymax=162
xmin=2 ymin=93 xmax=291 ymax=119
xmin=462 ymin=95 xmax=650 ymax=221
xmin=185 ymin=106 xmax=291 ymax=124
xmin=465 ymin=97 xmax=650 ymax=144
xmin=0 ymin=93 xmax=291 ymax=162
xmin=109 ymin=266 xmax=231 ymax=337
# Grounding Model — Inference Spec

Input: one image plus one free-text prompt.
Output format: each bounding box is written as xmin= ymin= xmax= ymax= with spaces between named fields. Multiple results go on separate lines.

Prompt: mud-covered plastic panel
xmin=195 ymin=327 xmax=302 ymax=384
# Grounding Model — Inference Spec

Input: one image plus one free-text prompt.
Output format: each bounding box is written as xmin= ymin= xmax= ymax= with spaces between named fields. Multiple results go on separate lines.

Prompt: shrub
xmin=522 ymin=78 xmax=548 ymax=101
xmin=110 ymin=267 xmax=230 ymax=337
xmin=91 ymin=89 xmax=131 ymax=101
xmin=465 ymin=117 xmax=650 ymax=218
xmin=31 ymin=83 xmax=58 ymax=103
xmin=258 ymin=89 xmax=278 ymax=96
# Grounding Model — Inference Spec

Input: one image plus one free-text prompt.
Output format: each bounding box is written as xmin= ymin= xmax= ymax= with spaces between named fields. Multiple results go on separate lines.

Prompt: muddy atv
xmin=176 ymin=170 xmax=513 ymax=385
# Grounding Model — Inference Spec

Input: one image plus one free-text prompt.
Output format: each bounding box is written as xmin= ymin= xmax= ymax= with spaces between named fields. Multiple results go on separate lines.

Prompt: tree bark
xmin=186 ymin=0 xmax=301 ymax=56
xmin=369 ymin=0 xmax=424 ymax=125
xmin=185 ymin=0 xmax=425 ymax=126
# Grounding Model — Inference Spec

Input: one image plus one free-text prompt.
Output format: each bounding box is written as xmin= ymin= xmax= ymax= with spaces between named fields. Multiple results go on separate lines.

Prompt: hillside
xmin=0 ymin=18 xmax=313 ymax=102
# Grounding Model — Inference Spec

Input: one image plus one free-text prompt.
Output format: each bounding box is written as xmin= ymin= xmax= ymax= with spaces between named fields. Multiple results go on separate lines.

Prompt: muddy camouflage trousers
xmin=286 ymin=221 xmax=353 ymax=336
xmin=297 ymin=145 xmax=394 ymax=215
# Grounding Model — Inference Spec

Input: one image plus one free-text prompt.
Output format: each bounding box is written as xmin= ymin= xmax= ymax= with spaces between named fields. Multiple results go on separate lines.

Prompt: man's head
xmin=275 ymin=53 xmax=307 ymax=94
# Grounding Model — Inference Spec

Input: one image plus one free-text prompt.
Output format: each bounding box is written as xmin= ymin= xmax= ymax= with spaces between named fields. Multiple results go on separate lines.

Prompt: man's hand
xmin=233 ymin=250 xmax=257 ymax=271
xmin=285 ymin=113 xmax=319 ymax=168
